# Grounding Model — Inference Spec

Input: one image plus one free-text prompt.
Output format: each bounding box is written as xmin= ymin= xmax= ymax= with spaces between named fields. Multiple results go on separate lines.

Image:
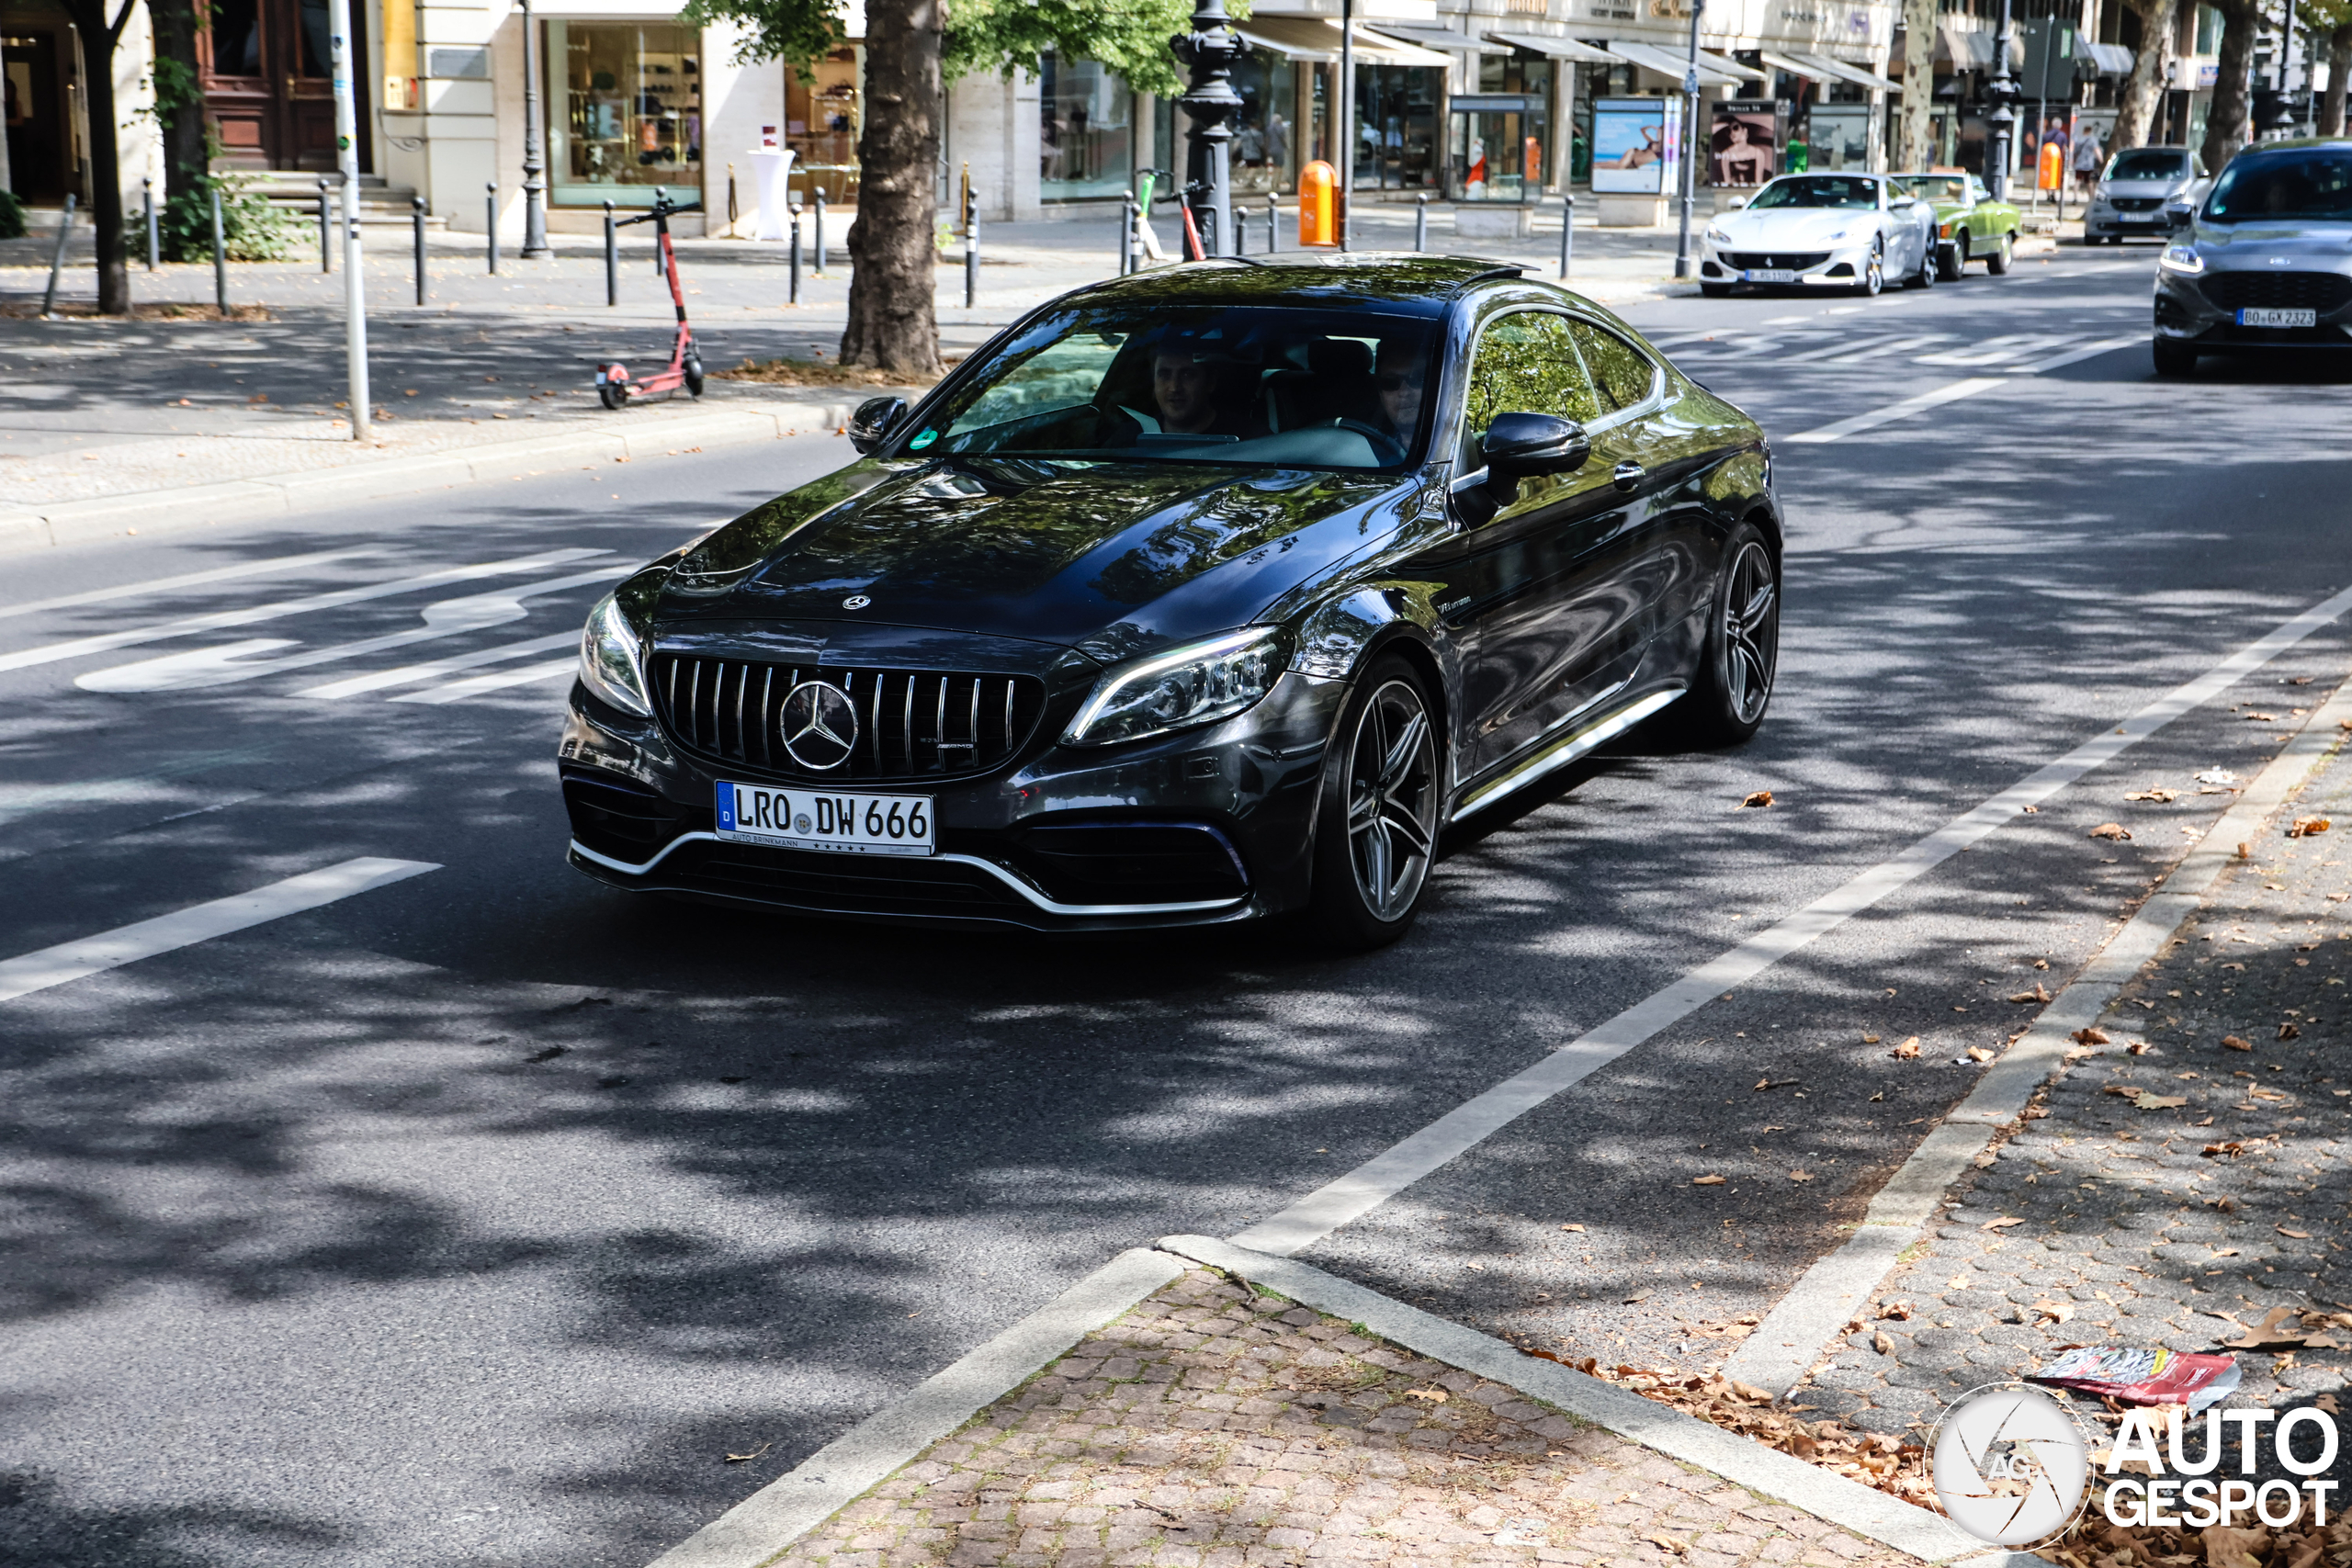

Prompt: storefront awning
xmin=1360 ymin=22 xmax=1505 ymax=54
xmin=2081 ymin=39 xmax=2134 ymax=76
xmin=1481 ymin=30 xmax=1620 ymax=64
xmin=1780 ymin=50 xmax=1899 ymax=92
xmin=1600 ymin=39 xmax=1749 ymax=87
xmin=1937 ymin=21 xmax=2019 ymax=71
xmin=1228 ymin=16 xmax=1453 ymax=65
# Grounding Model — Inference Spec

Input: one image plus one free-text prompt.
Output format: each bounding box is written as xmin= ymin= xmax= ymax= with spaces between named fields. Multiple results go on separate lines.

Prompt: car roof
xmin=2226 ymin=136 xmax=2352 ymax=157
xmin=1058 ymin=254 xmax=1544 ymax=315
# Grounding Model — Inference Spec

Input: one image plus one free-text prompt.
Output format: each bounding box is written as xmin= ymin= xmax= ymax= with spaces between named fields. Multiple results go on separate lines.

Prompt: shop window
xmin=1231 ymin=46 xmax=1296 ymax=196
xmin=787 ymin=46 xmax=859 ymax=203
xmin=548 ymin=21 xmax=702 ymax=207
xmin=1351 ymin=62 xmax=1440 ymax=191
xmin=1040 ymin=47 xmax=1134 ymax=201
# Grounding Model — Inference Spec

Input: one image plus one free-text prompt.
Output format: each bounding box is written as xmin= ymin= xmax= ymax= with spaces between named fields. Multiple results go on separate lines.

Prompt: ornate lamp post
xmin=1171 ymin=0 xmax=1245 ymax=256
xmin=521 ymin=0 xmax=551 ymax=258
xmin=1672 ymin=0 xmax=1703 ymax=279
xmin=1984 ymin=0 xmax=2019 ymax=202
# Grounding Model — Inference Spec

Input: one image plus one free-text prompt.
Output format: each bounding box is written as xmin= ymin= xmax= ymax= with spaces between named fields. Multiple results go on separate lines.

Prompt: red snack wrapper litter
xmin=2024 ymin=1347 xmax=2242 ymax=1411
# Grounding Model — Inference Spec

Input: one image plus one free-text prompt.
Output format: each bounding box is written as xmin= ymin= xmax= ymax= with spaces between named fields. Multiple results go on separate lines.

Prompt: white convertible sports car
xmin=1698 ymin=172 xmax=1939 ymax=298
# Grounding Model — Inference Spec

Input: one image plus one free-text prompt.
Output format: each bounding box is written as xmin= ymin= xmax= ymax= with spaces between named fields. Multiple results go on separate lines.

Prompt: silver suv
xmin=2086 ymin=146 xmax=2209 ymax=244
xmin=2152 ymin=138 xmax=2352 ymax=375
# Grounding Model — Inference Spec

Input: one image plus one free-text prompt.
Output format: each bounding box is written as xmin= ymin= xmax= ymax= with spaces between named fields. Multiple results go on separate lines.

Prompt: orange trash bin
xmin=2039 ymin=141 xmax=2064 ymax=192
xmin=1299 ymin=161 xmax=1337 ymax=246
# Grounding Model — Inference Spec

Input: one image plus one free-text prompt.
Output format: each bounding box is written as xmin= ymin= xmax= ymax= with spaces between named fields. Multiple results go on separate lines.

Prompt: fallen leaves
xmin=1691 ymin=1175 xmax=1727 ymax=1186
xmin=2125 ymin=787 xmax=2179 ymax=802
xmin=2032 ymin=1300 xmax=2076 ymax=1325
xmin=2088 ymin=823 xmax=2132 ymax=840
xmin=1891 ymin=1037 xmax=1921 ymax=1059
xmin=1405 ymin=1387 xmax=1450 ymax=1404
xmin=1559 ymin=1223 xmax=1586 ymax=1232
xmin=1740 ymin=790 xmax=1774 ymax=809
xmin=2245 ymin=711 xmax=2280 ymax=722
xmin=1788 ymin=1170 xmax=1815 ymax=1182
xmin=2217 ymin=1305 xmax=2347 ymax=1351
xmin=2290 ymin=816 xmax=2333 ymax=838
xmin=1871 ymin=1330 xmax=1894 ymax=1355
xmin=1643 ymin=1534 xmax=1689 ymax=1556
xmin=2007 ymin=984 xmax=2054 ymax=1004
xmin=2222 ymin=1034 xmax=2255 ymax=1052
xmin=2103 ymin=1085 xmax=2188 ymax=1110
xmin=2202 ymin=1141 xmax=2250 ymax=1159
xmin=1878 ymin=1301 xmax=1914 ymax=1320
xmin=724 ymin=1441 xmax=773 ymax=1462
xmin=2072 ymin=1027 xmax=2110 ymax=1045
xmin=1983 ymin=1215 xmax=2027 ymax=1232
xmin=1965 ymin=1046 xmax=1996 ymax=1063
xmin=2278 ymin=1226 xmax=2312 ymax=1239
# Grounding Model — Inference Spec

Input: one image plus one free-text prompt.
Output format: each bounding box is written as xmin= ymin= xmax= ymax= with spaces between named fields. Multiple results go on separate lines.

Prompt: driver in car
xmin=1151 ymin=341 xmax=1261 ymax=438
xmin=1374 ymin=338 xmax=1424 ymax=445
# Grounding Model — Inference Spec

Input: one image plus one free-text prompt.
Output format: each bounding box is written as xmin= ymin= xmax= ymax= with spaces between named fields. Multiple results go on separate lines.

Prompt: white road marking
xmin=0 ymin=857 xmax=439 ymax=1005
xmin=389 ymin=657 xmax=579 ymax=704
xmin=1915 ymin=332 xmax=2085 ymax=366
xmin=296 ymin=631 xmax=579 ymax=700
xmin=2007 ymin=333 xmax=2142 ymax=373
xmin=74 ymin=566 xmax=623 ymax=693
xmin=0 ymin=550 xmax=369 ymax=623
xmin=1780 ymin=333 xmax=1933 ymax=364
xmin=0 ymin=548 xmax=607 ymax=675
xmin=1760 ymin=313 xmax=1813 ymax=324
xmin=1815 ymin=333 xmax=1952 ymax=365
xmin=1782 ymin=377 xmax=2004 ymax=444
xmin=1226 ymin=581 xmax=2352 ymax=1256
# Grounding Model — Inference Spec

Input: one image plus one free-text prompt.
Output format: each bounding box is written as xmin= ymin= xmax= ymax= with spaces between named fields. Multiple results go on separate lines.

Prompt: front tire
xmin=1307 ymin=658 xmax=1442 ymax=951
xmin=2152 ymin=336 xmax=2199 ymax=377
xmin=1669 ymin=523 xmax=1780 ymax=748
xmin=1985 ymin=231 xmax=2015 ymax=274
xmin=1854 ymin=241 xmax=1884 ymax=297
xmin=1939 ymin=237 xmax=1966 ymax=281
xmin=1701 ymin=282 xmax=1733 ymax=298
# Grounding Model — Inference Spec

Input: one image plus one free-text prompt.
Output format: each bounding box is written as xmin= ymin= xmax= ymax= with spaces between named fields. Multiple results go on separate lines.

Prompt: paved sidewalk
xmin=772 ymin=1269 xmax=1920 ymax=1568
xmin=1793 ymin=736 xmax=2352 ymax=1444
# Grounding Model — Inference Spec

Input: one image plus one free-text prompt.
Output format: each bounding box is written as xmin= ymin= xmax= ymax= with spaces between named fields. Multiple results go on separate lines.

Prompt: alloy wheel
xmin=1344 ymin=680 xmax=1440 ymax=922
xmin=1721 ymin=539 xmax=1780 ymax=726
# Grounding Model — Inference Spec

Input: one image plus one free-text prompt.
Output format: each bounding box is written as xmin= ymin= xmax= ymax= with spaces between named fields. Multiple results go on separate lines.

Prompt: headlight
xmin=2159 ymin=244 xmax=2205 ymax=275
xmin=1703 ymin=225 xmax=1731 ymax=246
xmin=1060 ymin=627 xmax=1286 ymax=748
xmin=578 ymin=589 xmax=651 ymax=716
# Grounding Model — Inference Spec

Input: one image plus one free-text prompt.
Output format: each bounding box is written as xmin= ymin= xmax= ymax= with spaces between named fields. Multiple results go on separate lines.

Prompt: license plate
xmin=2239 ymin=308 xmax=2317 ymax=328
xmin=1743 ymin=268 xmax=1797 ymax=283
xmin=714 ymin=780 xmax=935 ymax=856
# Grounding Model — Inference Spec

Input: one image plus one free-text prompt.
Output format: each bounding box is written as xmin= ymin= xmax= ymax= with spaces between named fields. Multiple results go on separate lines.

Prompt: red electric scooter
xmin=595 ymin=189 xmax=707 ymax=409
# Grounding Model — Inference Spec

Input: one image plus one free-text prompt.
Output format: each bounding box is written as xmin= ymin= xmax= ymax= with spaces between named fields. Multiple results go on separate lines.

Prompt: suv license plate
xmin=714 ymin=781 xmax=935 ymax=856
xmin=2239 ymin=308 xmax=2318 ymax=328
xmin=1743 ymin=268 xmax=1796 ymax=283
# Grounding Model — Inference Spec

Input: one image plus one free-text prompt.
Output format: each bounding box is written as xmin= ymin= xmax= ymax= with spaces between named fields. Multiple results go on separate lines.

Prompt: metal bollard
xmin=319 ymin=175 xmax=334 ymax=272
xmin=653 ymin=187 xmax=666 ymax=274
xmin=413 ymin=196 xmax=428 ymax=305
xmin=813 ymin=187 xmax=827 ymax=275
xmin=963 ymin=188 xmax=978 ymax=307
xmin=209 ymin=186 xmax=228 ymax=311
xmin=142 ymin=177 xmax=158 ymax=270
xmin=1414 ymin=194 xmax=1428 ymax=253
xmin=40 ymin=194 xmax=74 ymax=318
xmin=486 ymin=182 xmax=499 ymax=274
xmin=603 ymin=199 xmax=618 ymax=305
xmin=788 ymin=198 xmax=802 ymax=302
xmin=1117 ymin=190 xmax=1132 ymax=275
xmin=1560 ymin=194 xmax=1575 ymax=279
xmin=1267 ymin=197 xmax=1278 ymax=254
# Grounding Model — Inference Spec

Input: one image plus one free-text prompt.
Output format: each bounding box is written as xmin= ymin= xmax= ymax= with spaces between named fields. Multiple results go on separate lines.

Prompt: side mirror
xmin=1726 ymin=195 xmax=1749 ymax=210
xmin=1480 ymin=412 xmax=1591 ymax=481
xmin=848 ymin=395 xmax=909 ymax=455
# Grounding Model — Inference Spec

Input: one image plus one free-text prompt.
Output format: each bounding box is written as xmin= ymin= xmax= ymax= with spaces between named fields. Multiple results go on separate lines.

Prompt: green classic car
xmin=1891 ymin=172 xmax=2022 ymax=279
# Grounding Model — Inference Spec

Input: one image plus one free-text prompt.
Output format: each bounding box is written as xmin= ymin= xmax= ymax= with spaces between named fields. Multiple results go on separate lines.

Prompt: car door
xmin=1431 ymin=310 xmax=1647 ymax=781
xmin=1561 ymin=316 xmax=1694 ymax=644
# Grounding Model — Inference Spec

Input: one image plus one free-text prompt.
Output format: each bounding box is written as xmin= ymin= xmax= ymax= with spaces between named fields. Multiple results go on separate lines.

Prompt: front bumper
xmin=1698 ymin=242 xmax=1872 ymax=286
xmin=2154 ymin=265 xmax=2352 ymax=352
xmin=557 ymin=670 xmax=1350 ymax=931
xmin=2085 ymin=199 xmax=2180 ymax=237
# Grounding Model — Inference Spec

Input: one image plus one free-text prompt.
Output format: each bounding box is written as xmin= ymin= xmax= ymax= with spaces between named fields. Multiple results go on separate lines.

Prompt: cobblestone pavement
xmin=777 ymin=1269 xmax=1919 ymax=1568
xmin=1792 ymin=737 xmax=2352 ymax=1457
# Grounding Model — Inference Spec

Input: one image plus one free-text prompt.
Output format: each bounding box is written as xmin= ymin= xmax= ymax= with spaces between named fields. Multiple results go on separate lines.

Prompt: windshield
xmin=2106 ymin=150 xmax=2191 ymax=182
xmin=899 ymin=304 xmax=1442 ymax=471
xmin=1892 ymin=175 xmax=1967 ymax=202
xmin=1748 ymin=175 xmax=1882 ymax=209
xmin=2206 ymin=151 xmax=2352 ymax=221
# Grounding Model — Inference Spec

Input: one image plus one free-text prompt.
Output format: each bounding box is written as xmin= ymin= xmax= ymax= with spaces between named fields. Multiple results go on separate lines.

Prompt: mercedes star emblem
xmin=779 ymin=681 xmax=860 ymax=771
xmin=842 ymin=594 xmax=872 ymax=610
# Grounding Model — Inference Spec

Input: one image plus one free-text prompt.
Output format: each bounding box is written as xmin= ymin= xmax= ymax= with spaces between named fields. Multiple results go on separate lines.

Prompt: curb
xmin=1156 ymin=1235 xmax=1976 ymax=1566
xmin=1720 ymin=668 xmax=2352 ymax=1396
xmin=0 ymin=393 xmax=887 ymax=557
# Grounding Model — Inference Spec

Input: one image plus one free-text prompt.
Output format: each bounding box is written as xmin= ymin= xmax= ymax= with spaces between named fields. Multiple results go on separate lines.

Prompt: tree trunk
xmin=63 ymin=0 xmax=130 ymax=313
xmin=153 ymin=0 xmax=209 ymax=200
xmin=2200 ymin=0 xmax=2258 ymax=173
xmin=2114 ymin=0 xmax=2180 ymax=148
xmin=840 ymin=0 xmax=942 ymax=377
xmin=2322 ymin=23 xmax=2352 ymax=136
xmin=1896 ymin=0 xmax=1939 ymax=169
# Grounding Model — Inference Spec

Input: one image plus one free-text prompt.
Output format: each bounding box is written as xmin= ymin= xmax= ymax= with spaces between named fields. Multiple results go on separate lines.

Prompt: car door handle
xmin=1611 ymin=460 xmax=1645 ymax=492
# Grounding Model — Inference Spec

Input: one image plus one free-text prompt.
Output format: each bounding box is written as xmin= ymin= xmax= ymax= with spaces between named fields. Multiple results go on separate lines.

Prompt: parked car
xmin=1889 ymin=172 xmax=2023 ymax=277
xmin=559 ymin=257 xmax=1783 ymax=947
xmin=2152 ymin=137 xmax=2352 ymax=376
xmin=1699 ymin=172 xmax=1939 ymax=296
xmin=2083 ymin=146 xmax=2209 ymax=244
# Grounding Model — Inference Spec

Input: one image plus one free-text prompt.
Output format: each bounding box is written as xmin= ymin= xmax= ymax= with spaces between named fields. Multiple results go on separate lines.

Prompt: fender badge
xmin=842 ymin=594 xmax=871 ymax=610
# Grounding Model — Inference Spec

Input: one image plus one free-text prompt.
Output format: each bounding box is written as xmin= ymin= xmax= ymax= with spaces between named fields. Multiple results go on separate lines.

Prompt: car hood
xmin=2189 ymin=224 xmax=2352 ymax=265
xmin=2100 ymin=178 xmax=2189 ymax=197
xmin=1715 ymin=207 xmax=1879 ymax=246
xmin=654 ymin=455 xmax=1419 ymax=665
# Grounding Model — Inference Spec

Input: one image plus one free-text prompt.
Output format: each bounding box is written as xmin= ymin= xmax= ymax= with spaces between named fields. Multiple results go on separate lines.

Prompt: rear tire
xmin=1668 ymin=522 xmax=1780 ymax=749
xmin=684 ymin=354 xmax=706 ymax=399
xmin=2152 ymin=336 xmax=2199 ymax=377
xmin=1306 ymin=657 xmax=1443 ymax=952
xmin=1986 ymin=231 xmax=2015 ymax=274
xmin=1905 ymin=243 xmax=1937 ymax=288
xmin=1701 ymin=282 xmax=1733 ymax=298
xmin=597 ymin=380 xmax=626 ymax=410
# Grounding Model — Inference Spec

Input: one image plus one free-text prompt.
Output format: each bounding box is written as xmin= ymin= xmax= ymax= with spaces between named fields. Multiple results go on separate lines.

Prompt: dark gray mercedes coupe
xmin=558 ymin=255 xmax=1781 ymax=947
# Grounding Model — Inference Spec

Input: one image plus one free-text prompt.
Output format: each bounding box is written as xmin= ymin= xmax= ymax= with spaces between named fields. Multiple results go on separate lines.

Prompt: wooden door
xmin=203 ymin=0 xmax=369 ymax=171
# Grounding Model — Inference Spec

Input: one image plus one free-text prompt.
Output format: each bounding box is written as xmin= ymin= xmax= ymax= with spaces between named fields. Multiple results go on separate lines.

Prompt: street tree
xmin=683 ymin=0 xmax=1216 ymax=376
xmin=149 ymin=0 xmax=209 ymax=209
xmin=58 ymin=0 xmax=141 ymax=313
xmin=1895 ymin=0 xmax=1935 ymax=170
xmin=2198 ymin=0 xmax=2261 ymax=171
xmin=2113 ymin=0 xmax=2182 ymax=147
xmin=2303 ymin=0 xmax=2352 ymax=132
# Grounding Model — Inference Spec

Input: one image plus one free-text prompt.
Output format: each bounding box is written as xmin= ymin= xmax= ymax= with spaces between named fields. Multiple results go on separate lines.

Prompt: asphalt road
xmin=5 ymin=241 xmax=2350 ymax=1567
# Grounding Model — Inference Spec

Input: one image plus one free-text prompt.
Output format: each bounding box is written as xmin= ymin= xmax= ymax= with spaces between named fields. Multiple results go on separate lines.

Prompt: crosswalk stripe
xmin=389 ymin=658 xmax=580 ymax=705
xmin=0 ymin=857 xmax=439 ymax=1005
xmin=296 ymin=631 xmax=580 ymax=700
xmin=0 ymin=550 xmax=370 ymax=624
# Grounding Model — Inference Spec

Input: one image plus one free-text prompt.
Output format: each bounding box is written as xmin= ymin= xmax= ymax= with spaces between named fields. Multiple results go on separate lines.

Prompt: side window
xmin=1567 ymin=321 xmax=1657 ymax=415
xmin=1461 ymin=312 xmax=1603 ymax=465
xmin=945 ymin=334 xmax=1123 ymax=438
